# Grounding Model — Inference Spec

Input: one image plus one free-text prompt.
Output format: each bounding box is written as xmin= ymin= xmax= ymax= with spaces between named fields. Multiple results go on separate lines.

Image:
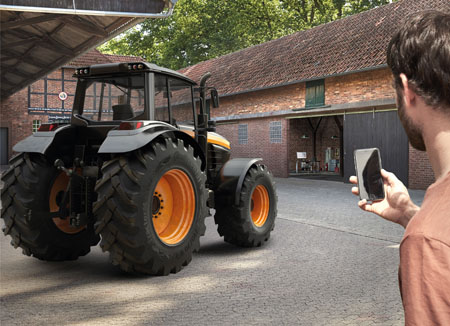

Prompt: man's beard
xmin=396 ymin=90 xmax=426 ymax=151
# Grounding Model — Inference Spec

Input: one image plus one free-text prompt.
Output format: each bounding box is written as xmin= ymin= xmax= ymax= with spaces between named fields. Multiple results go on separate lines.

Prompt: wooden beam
xmin=333 ymin=115 xmax=344 ymax=177
xmin=1 ymin=66 xmax=29 ymax=79
xmin=29 ymin=23 xmax=74 ymax=56
xmin=2 ymin=49 xmax=48 ymax=69
xmin=334 ymin=115 xmax=343 ymax=132
xmin=0 ymin=56 xmax=19 ymax=63
xmin=63 ymin=16 xmax=108 ymax=37
xmin=1 ymin=37 xmax=40 ymax=48
xmin=1 ymin=75 xmax=16 ymax=88
xmin=307 ymin=117 xmax=323 ymax=161
xmin=1 ymin=14 xmax=63 ymax=30
xmin=71 ymin=35 xmax=100 ymax=54
xmin=2 ymin=22 xmax=74 ymax=59
xmin=104 ymin=17 xmax=135 ymax=32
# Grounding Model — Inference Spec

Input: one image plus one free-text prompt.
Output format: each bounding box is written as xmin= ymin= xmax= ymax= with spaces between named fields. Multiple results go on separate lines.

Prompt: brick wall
xmin=0 ymin=88 xmax=49 ymax=160
xmin=0 ymin=67 xmax=78 ymax=160
xmin=325 ymin=69 xmax=394 ymax=104
xmin=216 ymin=117 xmax=289 ymax=177
xmin=213 ymin=68 xmax=394 ymax=119
xmin=408 ymin=144 xmax=435 ymax=189
xmin=213 ymin=83 xmax=304 ymax=118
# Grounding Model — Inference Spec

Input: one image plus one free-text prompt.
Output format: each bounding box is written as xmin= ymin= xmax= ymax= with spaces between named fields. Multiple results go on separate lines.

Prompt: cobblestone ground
xmin=0 ymin=177 xmax=425 ymax=326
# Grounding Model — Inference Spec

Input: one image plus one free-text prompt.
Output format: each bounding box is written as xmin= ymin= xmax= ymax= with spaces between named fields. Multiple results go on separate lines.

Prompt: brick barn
xmin=0 ymin=49 xmax=141 ymax=166
xmin=180 ymin=0 xmax=449 ymax=190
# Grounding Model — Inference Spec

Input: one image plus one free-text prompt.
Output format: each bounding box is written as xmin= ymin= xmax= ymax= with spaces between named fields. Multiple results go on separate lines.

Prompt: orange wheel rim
xmin=49 ymin=172 xmax=85 ymax=234
xmin=152 ymin=169 xmax=195 ymax=245
xmin=251 ymin=185 xmax=270 ymax=227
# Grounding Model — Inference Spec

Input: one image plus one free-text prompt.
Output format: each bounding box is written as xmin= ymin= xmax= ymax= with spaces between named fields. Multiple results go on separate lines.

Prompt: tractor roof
xmin=74 ymin=62 xmax=196 ymax=85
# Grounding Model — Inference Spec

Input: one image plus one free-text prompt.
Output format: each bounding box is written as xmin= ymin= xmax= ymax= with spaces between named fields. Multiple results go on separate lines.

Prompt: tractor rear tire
xmin=214 ymin=164 xmax=277 ymax=247
xmin=0 ymin=153 xmax=99 ymax=261
xmin=93 ymin=137 xmax=207 ymax=275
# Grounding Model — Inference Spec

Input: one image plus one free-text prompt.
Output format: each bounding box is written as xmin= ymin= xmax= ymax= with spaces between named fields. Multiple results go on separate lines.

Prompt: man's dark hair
xmin=387 ymin=10 xmax=450 ymax=110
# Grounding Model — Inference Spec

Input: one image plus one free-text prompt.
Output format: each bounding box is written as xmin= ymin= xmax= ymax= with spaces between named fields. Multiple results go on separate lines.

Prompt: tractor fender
xmin=13 ymin=124 xmax=73 ymax=154
xmin=215 ymin=158 xmax=262 ymax=206
xmin=98 ymin=124 xmax=206 ymax=170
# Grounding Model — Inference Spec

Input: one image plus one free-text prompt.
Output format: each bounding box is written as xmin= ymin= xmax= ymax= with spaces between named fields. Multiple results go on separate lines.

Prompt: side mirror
xmin=210 ymin=89 xmax=219 ymax=108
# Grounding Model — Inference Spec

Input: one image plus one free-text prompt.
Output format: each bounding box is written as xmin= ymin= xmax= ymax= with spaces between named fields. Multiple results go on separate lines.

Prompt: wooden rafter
xmin=3 ymin=22 xmax=74 ymax=57
xmin=2 ymin=48 xmax=48 ymax=69
xmin=1 ymin=13 xmax=63 ymax=30
xmin=105 ymin=17 xmax=138 ymax=34
xmin=1 ymin=66 xmax=29 ymax=79
xmin=63 ymin=16 xmax=108 ymax=37
xmin=0 ymin=11 xmax=140 ymax=98
xmin=1 ymin=37 xmax=40 ymax=48
xmin=1 ymin=75 xmax=15 ymax=88
xmin=29 ymin=23 xmax=74 ymax=56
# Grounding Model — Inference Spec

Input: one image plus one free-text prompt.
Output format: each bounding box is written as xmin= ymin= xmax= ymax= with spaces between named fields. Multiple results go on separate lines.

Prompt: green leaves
xmin=99 ymin=0 xmax=397 ymax=70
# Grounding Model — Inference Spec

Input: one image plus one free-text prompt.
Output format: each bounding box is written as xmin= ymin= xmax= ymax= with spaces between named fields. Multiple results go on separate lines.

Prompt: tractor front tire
xmin=214 ymin=164 xmax=277 ymax=247
xmin=1 ymin=153 xmax=99 ymax=261
xmin=94 ymin=137 xmax=207 ymax=275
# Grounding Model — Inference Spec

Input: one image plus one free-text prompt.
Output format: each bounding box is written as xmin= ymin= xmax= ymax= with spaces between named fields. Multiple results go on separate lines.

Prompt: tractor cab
xmin=71 ymin=62 xmax=217 ymax=131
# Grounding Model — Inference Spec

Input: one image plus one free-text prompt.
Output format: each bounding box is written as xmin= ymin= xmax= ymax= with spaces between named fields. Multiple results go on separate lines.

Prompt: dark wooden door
xmin=343 ymin=111 xmax=409 ymax=187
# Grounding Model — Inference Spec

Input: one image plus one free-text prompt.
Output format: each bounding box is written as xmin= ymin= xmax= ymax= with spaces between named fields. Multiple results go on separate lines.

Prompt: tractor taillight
xmin=119 ymin=121 xmax=145 ymax=130
xmin=38 ymin=123 xmax=59 ymax=132
xmin=128 ymin=63 xmax=145 ymax=71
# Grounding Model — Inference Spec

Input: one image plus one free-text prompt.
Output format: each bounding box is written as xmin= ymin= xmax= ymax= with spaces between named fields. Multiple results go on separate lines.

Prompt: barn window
xmin=32 ymin=120 xmax=41 ymax=132
xmin=305 ymin=79 xmax=325 ymax=108
xmin=238 ymin=124 xmax=248 ymax=145
xmin=269 ymin=121 xmax=282 ymax=143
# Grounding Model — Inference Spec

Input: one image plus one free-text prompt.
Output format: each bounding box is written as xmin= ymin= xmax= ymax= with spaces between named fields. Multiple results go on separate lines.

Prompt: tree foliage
xmin=99 ymin=0 xmax=397 ymax=70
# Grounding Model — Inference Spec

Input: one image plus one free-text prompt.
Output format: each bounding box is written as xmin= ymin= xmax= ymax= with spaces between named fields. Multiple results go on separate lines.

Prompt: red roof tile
xmin=65 ymin=49 xmax=143 ymax=67
xmin=179 ymin=0 xmax=450 ymax=96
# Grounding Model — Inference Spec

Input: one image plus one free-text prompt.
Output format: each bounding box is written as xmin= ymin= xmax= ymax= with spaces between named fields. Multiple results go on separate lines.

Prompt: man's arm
xmin=349 ymin=169 xmax=420 ymax=228
xmin=400 ymin=234 xmax=450 ymax=325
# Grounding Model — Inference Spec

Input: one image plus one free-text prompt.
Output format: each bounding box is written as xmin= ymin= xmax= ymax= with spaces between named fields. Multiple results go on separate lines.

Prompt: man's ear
xmin=399 ymin=73 xmax=416 ymax=107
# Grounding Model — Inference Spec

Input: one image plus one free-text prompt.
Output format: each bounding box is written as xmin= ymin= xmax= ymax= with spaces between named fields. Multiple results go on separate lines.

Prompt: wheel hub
xmin=151 ymin=169 xmax=195 ymax=245
xmin=251 ymin=184 xmax=270 ymax=227
xmin=152 ymin=193 xmax=163 ymax=217
xmin=49 ymin=172 xmax=85 ymax=234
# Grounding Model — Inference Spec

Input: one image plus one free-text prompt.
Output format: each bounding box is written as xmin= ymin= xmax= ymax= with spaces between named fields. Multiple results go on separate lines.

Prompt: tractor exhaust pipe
xmin=198 ymin=72 xmax=212 ymax=167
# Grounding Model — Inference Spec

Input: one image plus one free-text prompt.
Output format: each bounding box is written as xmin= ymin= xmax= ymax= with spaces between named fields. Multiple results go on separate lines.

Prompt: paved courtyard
xmin=0 ymin=177 xmax=425 ymax=326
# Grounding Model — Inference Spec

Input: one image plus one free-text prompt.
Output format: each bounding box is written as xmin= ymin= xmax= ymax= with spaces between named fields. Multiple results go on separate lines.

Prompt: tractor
xmin=0 ymin=62 xmax=277 ymax=275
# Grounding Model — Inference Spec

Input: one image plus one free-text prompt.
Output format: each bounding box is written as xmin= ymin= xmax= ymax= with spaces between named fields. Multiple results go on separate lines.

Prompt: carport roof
xmin=0 ymin=0 xmax=174 ymax=99
xmin=180 ymin=0 xmax=450 ymax=97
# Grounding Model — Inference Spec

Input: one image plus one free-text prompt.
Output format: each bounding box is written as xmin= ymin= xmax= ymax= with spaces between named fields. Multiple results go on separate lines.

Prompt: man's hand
xmin=349 ymin=169 xmax=419 ymax=228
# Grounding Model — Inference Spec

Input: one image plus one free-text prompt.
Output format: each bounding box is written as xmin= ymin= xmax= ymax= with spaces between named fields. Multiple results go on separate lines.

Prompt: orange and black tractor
xmin=0 ymin=62 xmax=277 ymax=275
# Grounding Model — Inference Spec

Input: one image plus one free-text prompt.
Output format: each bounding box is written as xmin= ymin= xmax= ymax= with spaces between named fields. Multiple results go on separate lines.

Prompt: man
xmin=350 ymin=11 xmax=450 ymax=325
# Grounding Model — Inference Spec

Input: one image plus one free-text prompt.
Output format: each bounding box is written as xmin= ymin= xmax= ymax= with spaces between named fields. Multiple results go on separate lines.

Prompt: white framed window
xmin=269 ymin=121 xmax=282 ymax=143
xmin=32 ymin=120 xmax=41 ymax=132
xmin=238 ymin=124 xmax=248 ymax=145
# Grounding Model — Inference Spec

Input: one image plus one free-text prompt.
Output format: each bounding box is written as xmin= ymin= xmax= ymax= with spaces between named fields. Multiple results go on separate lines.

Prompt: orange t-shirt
xmin=399 ymin=172 xmax=450 ymax=325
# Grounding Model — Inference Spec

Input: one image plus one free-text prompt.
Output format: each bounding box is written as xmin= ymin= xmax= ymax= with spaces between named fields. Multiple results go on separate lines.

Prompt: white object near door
xmin=296 ymin=152 xmax=307 ymax=173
